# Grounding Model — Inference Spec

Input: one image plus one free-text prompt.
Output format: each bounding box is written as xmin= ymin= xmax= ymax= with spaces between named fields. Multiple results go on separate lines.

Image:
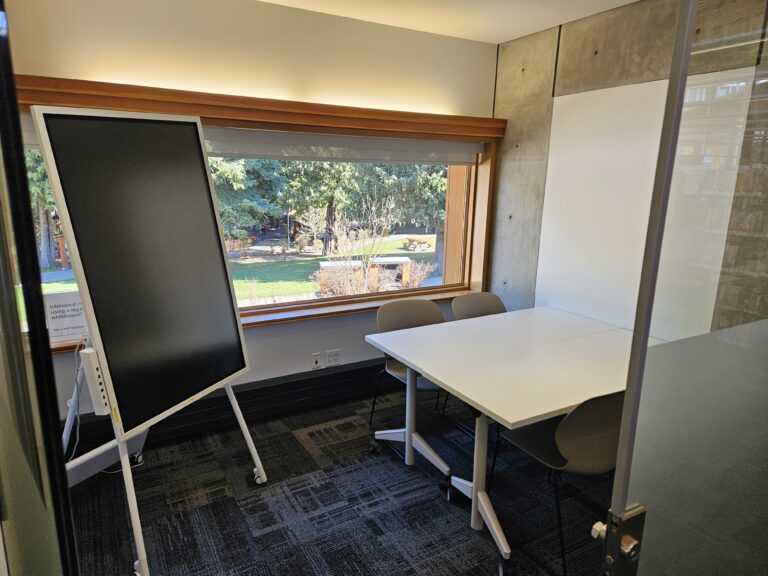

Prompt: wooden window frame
xmin=14 ymin=75 xmax=504 ymax=351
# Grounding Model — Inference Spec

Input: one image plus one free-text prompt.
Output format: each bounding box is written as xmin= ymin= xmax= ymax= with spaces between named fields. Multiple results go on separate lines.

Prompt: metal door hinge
xmin=592 ymin=504 xmax=646 ymax=576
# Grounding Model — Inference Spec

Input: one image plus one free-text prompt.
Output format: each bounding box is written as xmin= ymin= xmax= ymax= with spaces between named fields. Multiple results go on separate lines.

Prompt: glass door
xmin=0 ymin=2 xmax=79 ymax=574
xmin=607 ymin=1 xmax=768 ymax=574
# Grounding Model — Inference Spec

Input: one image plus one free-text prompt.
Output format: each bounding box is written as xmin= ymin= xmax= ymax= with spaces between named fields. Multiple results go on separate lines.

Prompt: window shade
xmin=20 ymin=114 xmax=39 ymax=148
xmin=203 ymin=127 xmax=484 ymax=165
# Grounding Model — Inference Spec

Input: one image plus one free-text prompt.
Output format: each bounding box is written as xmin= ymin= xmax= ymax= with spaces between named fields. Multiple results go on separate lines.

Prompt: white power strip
xmin=79 ymin=348 xmax=110 ymax=416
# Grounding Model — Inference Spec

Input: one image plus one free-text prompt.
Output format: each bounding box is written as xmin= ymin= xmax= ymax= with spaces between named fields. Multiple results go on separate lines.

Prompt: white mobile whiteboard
xmin=32 ymin=107 xmax=249 ymax=439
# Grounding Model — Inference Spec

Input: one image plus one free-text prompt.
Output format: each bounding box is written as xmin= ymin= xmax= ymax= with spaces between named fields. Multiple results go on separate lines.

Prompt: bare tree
xmin=322 ymin=194 xmax=402 ymax=296
xmin=297 ymin=206 xmax=326 ymax=245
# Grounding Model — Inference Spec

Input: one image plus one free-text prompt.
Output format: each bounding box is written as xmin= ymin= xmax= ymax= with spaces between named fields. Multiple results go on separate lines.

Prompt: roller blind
xmin=203 ymin=126 xmax=484 ymax=165
xmin=22 ymin=115 xmax=483 ymax=165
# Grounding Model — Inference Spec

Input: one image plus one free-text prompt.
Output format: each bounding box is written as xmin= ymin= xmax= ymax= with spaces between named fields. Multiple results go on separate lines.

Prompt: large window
xmin=207 ymin=158 xmax=469 ymax=308
xmin=22 ymin=121 xmax=477 ymax=319
xmin=16 ymin=77 xmax=503 ymax=350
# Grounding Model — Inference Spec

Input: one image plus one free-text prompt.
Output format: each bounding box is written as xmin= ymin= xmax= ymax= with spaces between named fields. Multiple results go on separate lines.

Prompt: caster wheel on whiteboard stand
xmin=368 ymin=439 xmax=382 ymax=454
xmin=253 ymin=467 xmax=266 ymax=485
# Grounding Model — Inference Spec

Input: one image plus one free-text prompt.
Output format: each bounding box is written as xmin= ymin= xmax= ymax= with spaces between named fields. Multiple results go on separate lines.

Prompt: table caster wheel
xmin=368 ymin=439 xmax=382 ymax=454
xmin=253 ymin=467 xmax=266 ymax=485
xmin=132 ymin=452 xmax=144 ymax=466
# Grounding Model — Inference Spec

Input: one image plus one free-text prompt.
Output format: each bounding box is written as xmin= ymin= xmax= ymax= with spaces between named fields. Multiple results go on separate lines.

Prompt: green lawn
xmin=41 ymin=234 xmax=438 ymax=304
xmin=230 ymin=234 xmax=438 ymax=301
xmin=41 ymin=280 xmax=78 ymax=293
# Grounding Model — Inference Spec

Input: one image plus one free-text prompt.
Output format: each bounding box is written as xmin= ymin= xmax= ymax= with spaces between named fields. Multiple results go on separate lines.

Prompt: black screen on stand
xmin=44 ymin=115 xmax=246 ymax=432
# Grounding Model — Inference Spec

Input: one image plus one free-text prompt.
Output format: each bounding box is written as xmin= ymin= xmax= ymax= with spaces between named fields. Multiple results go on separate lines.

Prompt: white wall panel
xmin=536 ymin=70 xmax=754 ymax=339
xmin=535 ymin=80 xmax=668 ymax=329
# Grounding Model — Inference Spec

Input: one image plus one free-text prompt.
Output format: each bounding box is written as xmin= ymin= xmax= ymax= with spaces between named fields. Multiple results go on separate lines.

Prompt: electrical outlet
xmin=325 ymin=349 xmax=341 ymax=367
xmin=311 ymin=352 xmax=323 ymax=370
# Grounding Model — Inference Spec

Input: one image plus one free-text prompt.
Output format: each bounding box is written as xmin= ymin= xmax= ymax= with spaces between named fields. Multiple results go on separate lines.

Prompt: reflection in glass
xmin=0 ymin=145 xmax=43 ymax=494
xmin=628 ymin=15 xmax=768 ymax=576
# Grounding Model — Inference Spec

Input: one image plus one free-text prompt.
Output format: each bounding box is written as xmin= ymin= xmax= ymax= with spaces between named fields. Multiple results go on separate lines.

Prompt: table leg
xmin=404 ymin=365 xmax=416 ymax=465
xmin=471 ymin=413 xmax=488 ymax=529
xmin=450 ymin=413 xmax=511 ymax=561
xmin=374 ymin=366 xmax=450 ymax=476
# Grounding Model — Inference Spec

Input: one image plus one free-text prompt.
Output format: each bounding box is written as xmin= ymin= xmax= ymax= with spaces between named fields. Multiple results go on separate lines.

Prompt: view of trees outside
xmin=26 ymin=151 xmax=457 ymax=307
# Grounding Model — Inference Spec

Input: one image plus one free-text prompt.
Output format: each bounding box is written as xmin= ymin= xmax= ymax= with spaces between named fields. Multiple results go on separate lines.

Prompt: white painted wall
xmin=535 ymin=80 xmax=668 ymax=329
xmin=6 ymin=0 xmax=497 ymax=116
xmin=536 ymin=70 xmax=754 ymax=340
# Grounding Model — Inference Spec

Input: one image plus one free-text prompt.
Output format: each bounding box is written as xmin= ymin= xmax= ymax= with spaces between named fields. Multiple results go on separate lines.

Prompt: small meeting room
xmin=0 ymin=0 xmax=765 ymax=575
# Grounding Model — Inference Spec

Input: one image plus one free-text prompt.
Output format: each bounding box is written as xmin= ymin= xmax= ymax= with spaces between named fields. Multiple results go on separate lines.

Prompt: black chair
xmin=497 ymin=391 xmax=624 ymax=576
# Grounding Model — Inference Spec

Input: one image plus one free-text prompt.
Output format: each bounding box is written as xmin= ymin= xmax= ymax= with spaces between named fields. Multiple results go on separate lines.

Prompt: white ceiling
xmin=258 ymin=0 xmax=637 ymax=44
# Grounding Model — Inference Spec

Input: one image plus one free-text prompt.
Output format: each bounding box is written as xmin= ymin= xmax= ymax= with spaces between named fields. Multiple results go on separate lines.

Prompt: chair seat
xmin=502 ymin=414 xmax=568 ymax=470
xmin=385 ymin=359 xmax=440 ymax=391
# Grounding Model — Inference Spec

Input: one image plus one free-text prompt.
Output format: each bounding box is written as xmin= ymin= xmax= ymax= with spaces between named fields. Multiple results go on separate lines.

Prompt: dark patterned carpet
xmin=70 ymin=390 xmax=610 ymax=575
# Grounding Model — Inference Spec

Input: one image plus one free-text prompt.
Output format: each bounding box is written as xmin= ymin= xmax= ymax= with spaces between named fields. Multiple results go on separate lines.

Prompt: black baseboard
xmin=63 ymin=360 xmax=396 ymax=456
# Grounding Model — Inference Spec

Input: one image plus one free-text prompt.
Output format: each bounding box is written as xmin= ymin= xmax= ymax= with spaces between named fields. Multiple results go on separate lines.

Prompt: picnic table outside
xmin=403 ymin=237 xmax=432 ymax=252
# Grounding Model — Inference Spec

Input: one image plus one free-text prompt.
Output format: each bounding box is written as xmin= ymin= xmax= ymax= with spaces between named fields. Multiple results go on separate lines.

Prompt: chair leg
xmin=368 ymin=370 xmax=384 ymax=427
xmin=488 ymin=428 xmax=502 ymax=491
xmin=553 ymin=472 xmax=568 ymax=576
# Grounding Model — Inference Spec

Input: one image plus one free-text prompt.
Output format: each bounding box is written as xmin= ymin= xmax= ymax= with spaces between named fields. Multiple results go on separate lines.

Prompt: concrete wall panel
xmin=490 ymin=29 xmax=559 ymax=310
xmin=555 ymin=0 xmax=677 ymax=96
xmin=554 ymin=0 xmax=766 ymax=97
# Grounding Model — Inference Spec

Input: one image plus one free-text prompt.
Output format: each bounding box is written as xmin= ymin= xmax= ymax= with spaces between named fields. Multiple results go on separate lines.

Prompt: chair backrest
xmin=555 ymin=391 xmax=624 ymax=475
xmin=452 ymin=292 xmax=506 ymax=321
xmin=377 ymin=299 xmax=445 ymax=333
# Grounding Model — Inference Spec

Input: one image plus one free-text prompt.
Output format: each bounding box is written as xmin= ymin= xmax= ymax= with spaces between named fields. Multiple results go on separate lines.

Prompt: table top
xmin=365 ymin=307 xmax=633 ymax=429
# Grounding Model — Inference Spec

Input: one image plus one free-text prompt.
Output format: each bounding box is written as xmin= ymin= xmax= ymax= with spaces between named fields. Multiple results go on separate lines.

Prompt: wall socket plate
xmin=325 ymin=349 xmax=341 ymax=367
xmin=311 ymin=352 xmax=323 ymax=370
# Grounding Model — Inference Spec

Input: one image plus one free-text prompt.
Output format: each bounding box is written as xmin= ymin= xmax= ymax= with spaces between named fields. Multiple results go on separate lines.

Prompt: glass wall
xmin=622 ymin=3 xmax=768 ymax=573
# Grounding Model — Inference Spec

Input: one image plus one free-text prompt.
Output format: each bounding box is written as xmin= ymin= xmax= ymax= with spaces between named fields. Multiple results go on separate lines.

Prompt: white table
xmin=365 ymin=306 xmax=635 ymax=563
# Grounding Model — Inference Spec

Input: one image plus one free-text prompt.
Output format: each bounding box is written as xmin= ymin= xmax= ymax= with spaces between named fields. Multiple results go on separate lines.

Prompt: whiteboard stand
xmin=115 ymin=433 xmax=149 ymax=576
xmin=113 ymin=387 xmax=267 ymax=576
xmin=225 ymin=383 xmax=268 ymax=484
xmin=60 ymin=352 xmax=268 ymax=575
xmin=33 ymin=107 xmax=268 ymax=575
xmin=61 ymin=347 xmax=148 ymax=488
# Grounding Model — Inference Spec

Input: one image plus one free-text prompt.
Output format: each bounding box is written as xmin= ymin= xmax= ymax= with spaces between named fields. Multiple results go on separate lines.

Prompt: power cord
xmin=66 ymin=338 xmax=87 ymax=462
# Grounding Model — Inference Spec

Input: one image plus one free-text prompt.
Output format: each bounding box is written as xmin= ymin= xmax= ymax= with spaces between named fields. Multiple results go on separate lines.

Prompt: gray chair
xmin=368 ymin=300 xmax=445 ymax=425
xmin=451 ymin=291 xmax=506 ymax=321
xmin=445 ymin=292 xmax=506 ymax=415
xmin=496 ymin=391 xmax=624 ymax=576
